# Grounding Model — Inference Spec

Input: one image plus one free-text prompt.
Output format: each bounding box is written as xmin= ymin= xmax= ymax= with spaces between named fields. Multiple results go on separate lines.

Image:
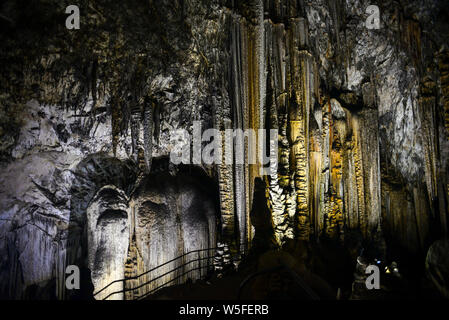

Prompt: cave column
xmin=287 ymin=18 xmax=313 ymax=240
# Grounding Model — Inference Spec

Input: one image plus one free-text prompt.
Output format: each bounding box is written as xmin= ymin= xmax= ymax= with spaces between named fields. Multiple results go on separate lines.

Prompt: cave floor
xmin=144 ymin=269 xmax=441 ymax=300
xmin=143 ymin=247 xmax=444 ymax=300
xmin=146 ymin=273 xmax=247 ymax=300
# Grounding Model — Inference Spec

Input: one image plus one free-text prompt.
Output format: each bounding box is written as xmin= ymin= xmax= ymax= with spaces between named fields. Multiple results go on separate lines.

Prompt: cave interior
xmin=0 ymin=0 xmax=449 ymax=300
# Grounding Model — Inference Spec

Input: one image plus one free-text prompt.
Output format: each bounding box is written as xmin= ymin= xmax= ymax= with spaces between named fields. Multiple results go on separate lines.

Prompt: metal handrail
xmin=93 ymin=244 xmax=246 ymax=300
xmin=102 ymin=254 xmax=215 ymax=300
xmin=93 ymin=247 xmax=217 ymax=298
xmin=136 ymin=253 xmax=244 ymax=300
xmin=137 ymin=259 xmax=215 ymax=300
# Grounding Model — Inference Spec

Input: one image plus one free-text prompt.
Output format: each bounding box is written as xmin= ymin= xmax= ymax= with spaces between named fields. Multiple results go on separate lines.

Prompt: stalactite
xmin=231 ymin=17 xmax=248 ymax=251
xmin=266 ymin=58 xmax=285 ymax=245
xmin=287 ymin=18 xmax=313 ymax=240
xmin=111 ymin=96 xmax=121 ymax=156
xmin=401 ymin=19 xmax=422 ymax=73
xmin=351 ymin=116 xmax=367 ymax=235
xmin=247 ymin=20 xmax=262 ymax=207
xmin=240 ymin=20 xmax=253 ymax=247
xmin=329 ymin=126 xmax=344 ymax=241
xmin=226 ymin=0 xmax=267 ymax=252
xmin=437 ymin=49 xmax=449 ymax=239
xmin=342 ymin=124 xmax=359 ymax=232
xmin=309 ymin=131 xmax=322 ymax=239
xmin=265 ymin=22 xmax=286 ymax=246
xmin=358 ymin=108 xmax=382 ymax=236
xmin=419 ymin=87 xmax=438 ymax=207
xmin=438 ymin=49 xmax=449 ymax=139
xmin=130 ymin=101 xmax=142 ymax=163
xmin=318 ymin=99 xmax=331 ymax=238
xmin=143 ymin=98 xmax=153 ymax=173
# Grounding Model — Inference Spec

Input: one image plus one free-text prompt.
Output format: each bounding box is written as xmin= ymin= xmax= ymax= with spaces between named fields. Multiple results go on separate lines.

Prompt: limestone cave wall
xmin=0 ymin=0 xmax=448 ymax=299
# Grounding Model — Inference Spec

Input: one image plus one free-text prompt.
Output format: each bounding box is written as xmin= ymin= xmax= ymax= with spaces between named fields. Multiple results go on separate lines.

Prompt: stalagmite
xmin=87 ymin=185 xmax=130 ymax=300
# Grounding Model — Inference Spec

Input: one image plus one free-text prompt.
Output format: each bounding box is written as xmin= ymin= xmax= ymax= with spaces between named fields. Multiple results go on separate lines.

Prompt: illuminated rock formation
xmin=126 ymin=167 xmax=218 ymax=299
xmin=0 ymin=0 xmax=448 ymax=299
xmin=87 ymin=185 xmax=129 ymax=300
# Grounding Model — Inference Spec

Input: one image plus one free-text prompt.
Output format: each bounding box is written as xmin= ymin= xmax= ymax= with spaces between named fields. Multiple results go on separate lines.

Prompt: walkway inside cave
xmin=144 ymin=244 xmax=442 ymax=300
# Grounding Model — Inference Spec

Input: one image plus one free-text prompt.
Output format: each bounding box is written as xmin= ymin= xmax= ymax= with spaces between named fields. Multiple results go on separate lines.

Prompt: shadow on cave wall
xmin=246 ymin=178 xmax=384 ymax=295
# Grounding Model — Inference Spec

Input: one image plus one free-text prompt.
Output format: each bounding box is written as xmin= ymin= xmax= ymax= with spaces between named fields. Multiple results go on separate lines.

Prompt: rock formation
xmin=0 ymin=0 xmax=448 ymax=299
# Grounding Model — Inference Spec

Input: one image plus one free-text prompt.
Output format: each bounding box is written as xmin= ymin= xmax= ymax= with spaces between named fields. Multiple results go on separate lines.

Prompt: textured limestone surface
xmin=0 ymin=0 xmax=448 ymax=299
xmin=87 ymin=185 xmax=129 ymax=300
xmin=426 ymin=240 xmax=449 ymax=298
